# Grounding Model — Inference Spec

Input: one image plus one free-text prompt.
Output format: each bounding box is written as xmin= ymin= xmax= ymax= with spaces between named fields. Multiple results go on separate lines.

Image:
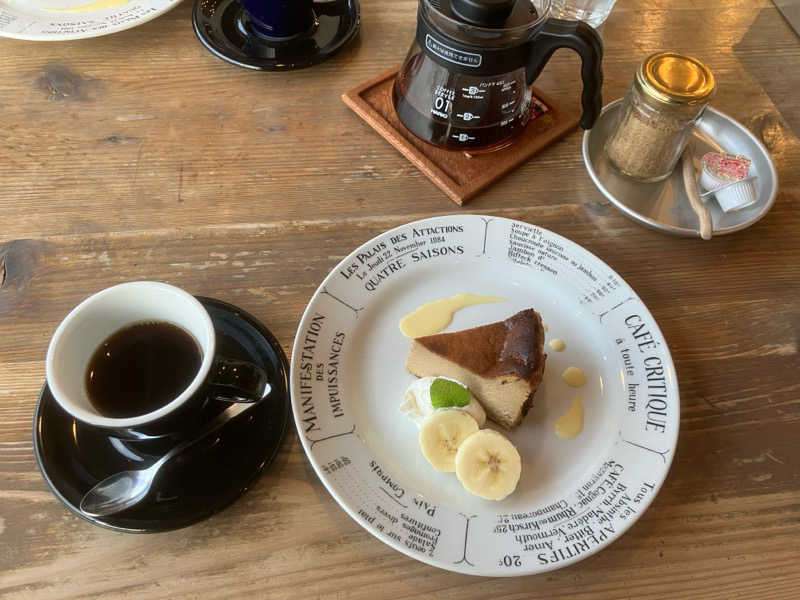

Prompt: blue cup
xmin=239 ymin=0 xmax=316 ymax=38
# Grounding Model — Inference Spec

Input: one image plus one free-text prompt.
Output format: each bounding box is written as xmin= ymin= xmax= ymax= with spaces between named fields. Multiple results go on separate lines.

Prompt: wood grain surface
xmin=1 ymin=0 xmax=799 ymax=598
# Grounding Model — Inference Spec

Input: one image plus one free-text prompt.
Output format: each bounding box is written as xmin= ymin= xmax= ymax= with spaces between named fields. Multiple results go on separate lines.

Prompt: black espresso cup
xmin=240 ymin=0 xmax=317 ymax=38
xmin=45 ymin=281 xmax=271 ymax=440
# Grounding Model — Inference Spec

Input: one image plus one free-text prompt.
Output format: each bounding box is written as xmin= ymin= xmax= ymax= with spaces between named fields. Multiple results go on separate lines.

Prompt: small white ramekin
xmin=700 ymin=168 xmax=757 ymax=212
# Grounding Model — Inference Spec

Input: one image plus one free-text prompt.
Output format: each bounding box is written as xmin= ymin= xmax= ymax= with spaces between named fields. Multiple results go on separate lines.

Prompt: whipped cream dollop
xmin=400 ymin=376 xmax=486 ymax=428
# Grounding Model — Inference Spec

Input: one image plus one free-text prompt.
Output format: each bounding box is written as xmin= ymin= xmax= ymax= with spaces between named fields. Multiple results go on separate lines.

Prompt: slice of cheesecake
xmin=405 ymin=309 xmax=546 ymax=430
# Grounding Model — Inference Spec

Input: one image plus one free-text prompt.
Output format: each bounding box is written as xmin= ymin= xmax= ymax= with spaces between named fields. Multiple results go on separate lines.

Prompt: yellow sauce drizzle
xmin=549 ymin=338 xmax=566 ymax=352
xmin=562 ymin=366 xmax=586 ymax=387
xmin=555 ymin=395 xmax=583 ymax=439
xmin=46 ymin=0 xmax=130 ymax=13
xmin=399 ymin=293 xmax=505 ymax=338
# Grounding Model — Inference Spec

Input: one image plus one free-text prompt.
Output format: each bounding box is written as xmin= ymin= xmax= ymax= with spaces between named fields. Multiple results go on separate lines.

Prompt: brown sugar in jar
xmin=605 ymin=52 xmax=716 ymax=182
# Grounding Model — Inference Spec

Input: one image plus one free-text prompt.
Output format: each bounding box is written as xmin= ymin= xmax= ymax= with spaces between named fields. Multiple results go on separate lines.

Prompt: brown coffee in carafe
xmin=392 ymin=0 xmax=603 ymax=151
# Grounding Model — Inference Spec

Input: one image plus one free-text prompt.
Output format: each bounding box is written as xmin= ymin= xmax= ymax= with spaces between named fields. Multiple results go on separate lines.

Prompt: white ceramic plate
xmin=0 ymin=0 xmax=181 ymax=41
xmin=290 ymin=215 xmax=679 ymax=576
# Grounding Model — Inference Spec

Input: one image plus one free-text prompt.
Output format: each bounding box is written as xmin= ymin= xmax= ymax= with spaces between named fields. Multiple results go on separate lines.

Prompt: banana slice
xmin=419 ymin=410 xmax=479 ymax=472
xmin=455 ymin=429 xmax=521 ymax=500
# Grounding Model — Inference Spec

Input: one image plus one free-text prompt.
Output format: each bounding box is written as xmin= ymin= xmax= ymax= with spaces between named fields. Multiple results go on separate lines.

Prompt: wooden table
xmin=2 ymin=0 xmax=799 ymax=597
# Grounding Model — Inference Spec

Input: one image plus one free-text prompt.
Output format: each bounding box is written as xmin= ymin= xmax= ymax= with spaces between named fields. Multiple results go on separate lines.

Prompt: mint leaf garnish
xmin=430 ymin=378 xmax=470 ymax=409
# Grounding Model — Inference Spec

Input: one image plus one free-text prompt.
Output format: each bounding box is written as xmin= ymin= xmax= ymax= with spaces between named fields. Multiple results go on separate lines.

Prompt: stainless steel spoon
xmin=80 ymin=398 xmax=262 ymax=517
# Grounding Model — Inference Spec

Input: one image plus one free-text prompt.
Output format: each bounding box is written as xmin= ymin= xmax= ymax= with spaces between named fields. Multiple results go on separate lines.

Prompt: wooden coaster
xmin=342 ymin=67 xmax=579 ymax=205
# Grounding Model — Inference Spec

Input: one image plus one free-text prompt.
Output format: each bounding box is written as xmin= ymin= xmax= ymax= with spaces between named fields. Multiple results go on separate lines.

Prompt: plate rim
xmin=0 ymin=0 xmax=183 ymax=41
xmin=290 ymin=214 xmax=680 ymax=576
xmin=582 ymin=99 xmax=778 ymax=237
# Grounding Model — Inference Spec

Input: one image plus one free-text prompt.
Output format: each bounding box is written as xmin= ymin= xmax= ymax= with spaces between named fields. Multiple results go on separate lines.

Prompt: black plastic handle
xmin=207 ymin=356 xmax=271 ymax=403
xmin=526 ymin=18 xmax=603 ymax=129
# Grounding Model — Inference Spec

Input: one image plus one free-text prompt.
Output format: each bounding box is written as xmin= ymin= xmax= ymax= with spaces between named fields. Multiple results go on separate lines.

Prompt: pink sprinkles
xmin=701 ymin=152 xmax=751 ymax=181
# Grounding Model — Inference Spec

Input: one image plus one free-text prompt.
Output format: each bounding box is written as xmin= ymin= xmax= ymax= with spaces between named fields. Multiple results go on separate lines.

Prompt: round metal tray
xmin=582 ymin=100 xmax=778 ymax=237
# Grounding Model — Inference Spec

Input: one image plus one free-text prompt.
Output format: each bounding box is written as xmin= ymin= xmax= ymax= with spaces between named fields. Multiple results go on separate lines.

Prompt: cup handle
xmin=525 ymin=18 xmax=604 ymax=129
xmin=207 ymin=356 xmax=271 ymax=403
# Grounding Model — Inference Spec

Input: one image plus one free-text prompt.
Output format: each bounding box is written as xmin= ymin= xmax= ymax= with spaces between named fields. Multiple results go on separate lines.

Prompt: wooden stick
xmin=682 ymin=151 xmax=713 ymax=240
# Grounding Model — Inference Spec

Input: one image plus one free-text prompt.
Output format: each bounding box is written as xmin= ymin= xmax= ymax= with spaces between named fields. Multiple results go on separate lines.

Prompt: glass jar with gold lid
xmin=605 ymin=52 xmax=716 ymax=182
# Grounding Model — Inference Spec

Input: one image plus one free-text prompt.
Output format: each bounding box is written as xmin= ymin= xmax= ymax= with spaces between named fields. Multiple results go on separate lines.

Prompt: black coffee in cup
xmin=85 ymin=321 xmax=202 ymax=418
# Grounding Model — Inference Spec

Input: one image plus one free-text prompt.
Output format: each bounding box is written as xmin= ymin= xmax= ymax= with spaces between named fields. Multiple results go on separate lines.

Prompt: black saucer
xmin=33 ymin=297 xmax=290 ymax=533
xmin=193 ymin=0 xmax=360 ymax=70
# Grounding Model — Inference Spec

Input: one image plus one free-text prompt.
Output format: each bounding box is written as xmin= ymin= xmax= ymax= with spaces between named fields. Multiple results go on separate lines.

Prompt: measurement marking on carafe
xmin=456 ymin=112 xmax=480 ymax=121
xmin=460 ymin=86 xmax=485 ymax=100
xmin=452 ymin=133 xmax=476 ymax=142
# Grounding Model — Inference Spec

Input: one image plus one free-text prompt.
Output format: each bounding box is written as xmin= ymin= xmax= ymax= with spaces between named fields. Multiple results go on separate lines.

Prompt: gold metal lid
xmin=636 ymin=52 xmax=715 ymax=105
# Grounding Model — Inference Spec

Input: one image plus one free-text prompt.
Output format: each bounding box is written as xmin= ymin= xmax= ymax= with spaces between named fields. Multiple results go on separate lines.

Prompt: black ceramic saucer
xmin=33 ymin=297 xmax=290 ymax=533
xmin=192 ymin=0 xmax=360 ymax=70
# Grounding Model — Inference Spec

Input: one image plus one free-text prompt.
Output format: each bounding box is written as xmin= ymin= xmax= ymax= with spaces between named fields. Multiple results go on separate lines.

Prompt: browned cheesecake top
xmin=414 ymin=309 xmax=545 ymax=382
